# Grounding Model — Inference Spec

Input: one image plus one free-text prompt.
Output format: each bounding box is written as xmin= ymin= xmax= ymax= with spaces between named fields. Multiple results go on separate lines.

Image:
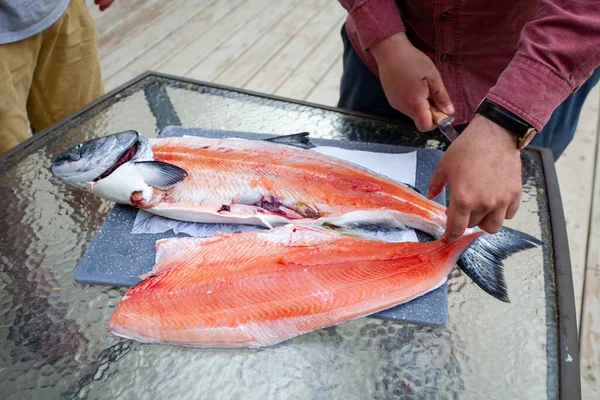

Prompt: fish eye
xmin=76 ymin=144 xmax=83 ymax=149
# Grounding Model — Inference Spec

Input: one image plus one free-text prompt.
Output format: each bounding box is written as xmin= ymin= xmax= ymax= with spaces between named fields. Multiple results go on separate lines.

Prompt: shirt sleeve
xmin=486 ymin=1 xmax=600 ymax=131
xmin=337 ymin=0 xmax=405 ymax=50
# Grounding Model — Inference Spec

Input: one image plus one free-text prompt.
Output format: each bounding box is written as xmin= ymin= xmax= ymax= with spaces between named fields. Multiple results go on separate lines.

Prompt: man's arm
xmin=487 ymin=0 xmax=600 ymax=131
xmin=429 ymin=0 xmax=600 ymax=242
xmin=338 ymin=0 xmax=455 ymax=131
xmin=337 ymin=0 xmax=406 ymax=52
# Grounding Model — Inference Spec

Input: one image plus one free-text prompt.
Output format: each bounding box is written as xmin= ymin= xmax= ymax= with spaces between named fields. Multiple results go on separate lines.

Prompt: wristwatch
xmin=475 ymin=98 xmax=537 ymax=149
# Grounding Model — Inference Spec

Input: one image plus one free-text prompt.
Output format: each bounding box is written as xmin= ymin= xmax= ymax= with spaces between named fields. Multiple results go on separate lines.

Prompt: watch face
xmin=520 ymin=128 xmax=537 ymax=149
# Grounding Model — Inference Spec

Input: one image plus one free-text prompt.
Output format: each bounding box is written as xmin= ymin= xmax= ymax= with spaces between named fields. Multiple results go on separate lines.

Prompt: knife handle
xmin=430 ymin=105 xmax=451 ymax=125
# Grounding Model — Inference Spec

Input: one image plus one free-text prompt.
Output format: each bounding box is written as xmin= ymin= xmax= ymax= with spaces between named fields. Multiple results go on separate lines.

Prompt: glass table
xmin=0 ymin=73 xmax=579 ymax=399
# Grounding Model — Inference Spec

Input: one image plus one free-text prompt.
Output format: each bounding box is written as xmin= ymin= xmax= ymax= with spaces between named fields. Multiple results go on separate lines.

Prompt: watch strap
xmin=476 ymin=99 xmax=533 ymax=138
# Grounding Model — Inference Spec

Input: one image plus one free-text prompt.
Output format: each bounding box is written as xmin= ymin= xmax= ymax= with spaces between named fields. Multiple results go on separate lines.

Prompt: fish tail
xmin=457 ymin=227 xmax=542 ymax=302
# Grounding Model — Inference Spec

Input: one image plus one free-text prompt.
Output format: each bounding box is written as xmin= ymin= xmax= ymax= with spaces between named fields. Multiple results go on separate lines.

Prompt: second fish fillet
xmin=108 ymin=225 xmax=483 ymax=348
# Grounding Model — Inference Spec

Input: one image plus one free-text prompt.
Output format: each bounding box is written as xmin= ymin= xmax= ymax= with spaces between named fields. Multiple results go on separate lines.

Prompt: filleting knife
xmin=430 ymin=105 xmax=459 ymax=142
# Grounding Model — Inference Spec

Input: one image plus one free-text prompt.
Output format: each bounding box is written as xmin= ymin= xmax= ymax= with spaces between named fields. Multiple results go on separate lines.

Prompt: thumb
xmin=428 ymin=71 xmax=454 ymax=115
xmin=426 ymin=163 xmax=447 ymax=200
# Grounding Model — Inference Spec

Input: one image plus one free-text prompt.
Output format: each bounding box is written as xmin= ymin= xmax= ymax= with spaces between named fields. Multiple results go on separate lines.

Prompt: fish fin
xmin=263 ymin=132 xmax=316 ymax=149
xmin=458 ymin=227 xmax=542 ymax=303
xmin=133 ymin=161 xmax=188 ymax=189
xmin=318 ymin=211 xmax=408 ymax=232
xmin=318 ymin=223 xmax=369 ymax=238
xmin=347 ymin=220 xmax=406 ymax=232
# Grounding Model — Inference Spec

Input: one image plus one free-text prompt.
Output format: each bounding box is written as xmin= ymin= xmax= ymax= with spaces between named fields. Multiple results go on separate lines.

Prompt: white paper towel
xmin=313 ymin=146 xmax=416 ymax=186
xmin=131 ymin=146 xmax=419 ymax=242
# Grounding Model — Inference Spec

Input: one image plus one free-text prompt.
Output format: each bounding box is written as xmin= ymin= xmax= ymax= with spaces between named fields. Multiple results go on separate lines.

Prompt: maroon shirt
xmin=338 ymin=0 xmax=600 ymax=130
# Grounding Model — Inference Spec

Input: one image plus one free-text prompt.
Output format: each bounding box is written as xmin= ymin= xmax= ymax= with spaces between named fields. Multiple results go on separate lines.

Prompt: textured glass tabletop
xmin=0 ymin=74 xmax=578 ymax=399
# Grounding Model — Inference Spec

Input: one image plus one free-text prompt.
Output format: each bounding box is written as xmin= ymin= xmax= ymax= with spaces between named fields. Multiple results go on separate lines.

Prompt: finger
xmin=428 ymin=71 xmax=454 ymax=115
xmin=478 ymin=207 xmax=507 ymax=234
xmin=467 ymin=208 xmax=489 ymax=228
xmin=411 ymin=98 xmax=436 ymax=132
xmin=426 ymin=163 xmax=447 ymax=199
xmin=505 ymin=199 xmax=520 ymax=219
xmin=443 ymin=201 xmax=470 ymax=242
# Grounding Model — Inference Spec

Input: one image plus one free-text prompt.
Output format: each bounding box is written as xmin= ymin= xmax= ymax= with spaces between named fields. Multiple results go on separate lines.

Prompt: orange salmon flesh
xmin=108 ymin=225 xmax=481 ymax=348
xmin=143 ymin=137 xmax=448 ymax=235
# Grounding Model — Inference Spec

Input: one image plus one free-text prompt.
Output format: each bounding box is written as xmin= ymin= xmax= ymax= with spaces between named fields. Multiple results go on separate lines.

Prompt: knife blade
xmin=430 ymin=105 xmax=459 ymax=142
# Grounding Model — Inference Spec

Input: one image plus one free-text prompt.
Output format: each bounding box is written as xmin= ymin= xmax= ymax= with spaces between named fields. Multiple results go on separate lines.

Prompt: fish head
xmin=50 ymin=130 xmax=153 ymax=190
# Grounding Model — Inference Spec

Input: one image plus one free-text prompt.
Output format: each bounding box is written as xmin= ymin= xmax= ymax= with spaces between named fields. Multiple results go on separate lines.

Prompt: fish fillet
xmin=108 ymin=225 xmax=480 ymax=348
xmin=145 ymin=137 xmax=447 ymax=234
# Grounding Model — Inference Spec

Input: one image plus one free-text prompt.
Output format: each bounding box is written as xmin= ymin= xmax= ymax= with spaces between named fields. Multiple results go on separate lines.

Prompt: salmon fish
xmin=51 ymin=131 xmax=541 ymax=301
xmin=51 ymin=130 xmax=442 ymax=229
xmin=108 ymin=225 xmax=489 ymax=348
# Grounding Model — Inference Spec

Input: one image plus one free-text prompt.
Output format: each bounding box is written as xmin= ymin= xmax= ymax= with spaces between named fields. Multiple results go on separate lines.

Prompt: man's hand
xmin=426 ymin=115 xmax=522 ymax=241
xmin=371 ymin=32 xmax=454 ymax=132
xmin=95 ymin=0 xmax=115 ymax=11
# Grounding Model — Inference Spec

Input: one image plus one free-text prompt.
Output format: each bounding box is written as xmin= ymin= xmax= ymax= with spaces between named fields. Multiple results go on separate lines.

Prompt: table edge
xmin=538 ymin=146 xmax=581 ymax=399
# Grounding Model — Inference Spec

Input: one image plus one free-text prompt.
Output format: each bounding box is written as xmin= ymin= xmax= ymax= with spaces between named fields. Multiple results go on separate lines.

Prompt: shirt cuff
xmin=486 ymin=55 xmax=572 ymax=131
xmin=347 ymin=0 xmax=405 ymax=51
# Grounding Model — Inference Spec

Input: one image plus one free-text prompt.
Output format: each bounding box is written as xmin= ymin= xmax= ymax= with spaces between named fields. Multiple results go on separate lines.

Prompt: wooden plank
xmin=103 ymin=0 xmax=245 ymax=91
xmin=304 ymin=53 xmax=343 ymax=106
xmin=97 ymin=0 xmax=184 ymax=57
xmin=98 ymin=0 xmax=190 ymax=61
xmin=156 ymin=0 xmax=274 ymax=78
xmin=100 ymin=1 xmax=217 ymax=79
xmin=556 ymin=84 xmax=600 ymax=328
xmin=86 ymin=0 xmax=148 ymax=38
xmin=580 ymin=151 xmax=600 ymax=396
xmin=212 ymin=0 xmax=328 ymax=89
xmin=273 ymin=17 xmax=345 ymax=100
xmin=184 ymin=1 xmax=299 ymax=83
xmin=580 ymin=97 xmax=600 ymax=399
xmin=243 ymin=1 xmax=346 ymax=94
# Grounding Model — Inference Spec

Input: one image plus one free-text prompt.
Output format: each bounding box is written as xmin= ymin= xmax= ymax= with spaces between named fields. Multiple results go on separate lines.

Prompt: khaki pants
xmin=0 ymin=0 xmax=104 ymax=154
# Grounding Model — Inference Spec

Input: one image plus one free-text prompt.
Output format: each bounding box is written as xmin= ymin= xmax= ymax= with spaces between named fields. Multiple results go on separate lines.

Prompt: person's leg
xmin=530 ymin=67 xmax=600 ymax=160
xmin=338 ymin=25 xmax=414 ymax=125
xmin=0 ymin=36 xmax=41 ymax=154
xmin=27 ymin=0 xmax=104 ymax=133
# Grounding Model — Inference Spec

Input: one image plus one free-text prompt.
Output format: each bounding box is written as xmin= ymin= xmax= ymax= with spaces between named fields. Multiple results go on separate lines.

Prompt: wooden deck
xmin=86 ymin=1 xmax=600 ymax=395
